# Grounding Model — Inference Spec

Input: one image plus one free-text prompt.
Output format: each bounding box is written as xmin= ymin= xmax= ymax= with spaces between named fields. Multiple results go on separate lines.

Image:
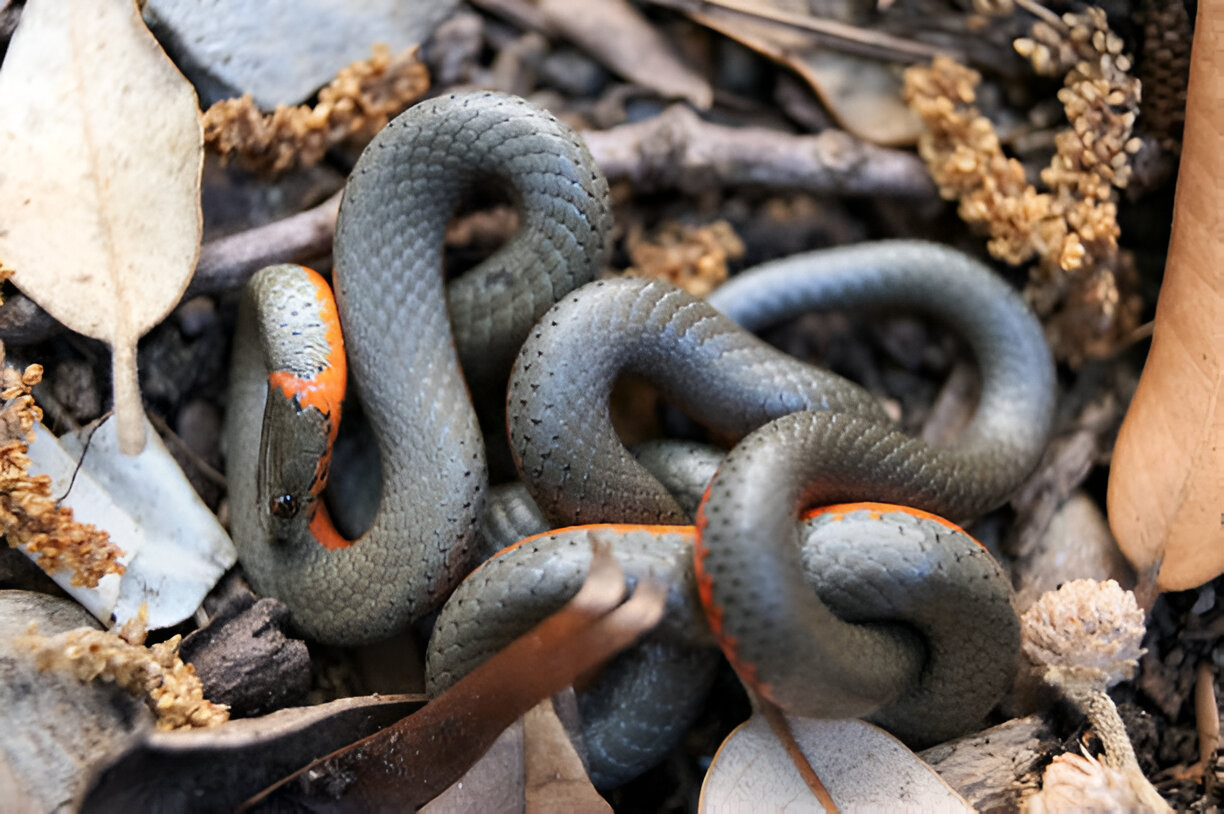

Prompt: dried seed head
xmin=1020 ymin=579 xmax=1146 ymax=688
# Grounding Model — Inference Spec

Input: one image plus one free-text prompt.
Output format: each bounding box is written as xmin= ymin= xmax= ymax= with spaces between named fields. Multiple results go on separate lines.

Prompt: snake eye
xmin=269 ymin=494 xmax=300 ymax=519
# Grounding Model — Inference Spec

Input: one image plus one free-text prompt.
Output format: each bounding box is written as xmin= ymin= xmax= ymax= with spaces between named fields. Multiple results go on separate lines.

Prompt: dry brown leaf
xmin=1107 ymin=2 xmax=1224 ymax=593
xmin=534 ymin=0 xmax=713 ymax=109
xmin=0 ymin=0 xmax=203 ymax=454
xmin=699 ymin=714 xmax=973 ymax=812
xmin=79 ymin=695 xmax=423 ymax=811
xmin=422 ymin=695 xmax=608 ymax=814
xmin=245 ymin=545 xmax=663 ymax=810
xmin=682 ymin=0 xmax=923 ymax=145
xmin=421 ymin=722 xmax=526 ymax=814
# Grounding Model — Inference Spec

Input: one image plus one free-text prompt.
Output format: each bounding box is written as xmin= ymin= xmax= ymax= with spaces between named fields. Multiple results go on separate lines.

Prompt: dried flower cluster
xmin=1019 ymin=580 xmax=1167 ymax=809
xmin=623 ymin=219 xmax=745 ymax=298
xmin=22 ymin=611 xmax=228 ymax=730
xmin=203 ymin=44 xmax=430 ymax=174
xmin=1021 ymin=578 xmax=1146 ymax=688
xmin=1137 ymin=0 xmax=1190 ymax=154
xmin=0 ymin=276 xmax=123 ymax=587
xmin=903 ymin=8 xmax=1143 ymax=361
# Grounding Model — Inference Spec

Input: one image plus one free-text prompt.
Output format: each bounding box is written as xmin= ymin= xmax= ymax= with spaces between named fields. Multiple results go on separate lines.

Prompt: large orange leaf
xmin=1107 ymin=0 xmax=1224 ymax=592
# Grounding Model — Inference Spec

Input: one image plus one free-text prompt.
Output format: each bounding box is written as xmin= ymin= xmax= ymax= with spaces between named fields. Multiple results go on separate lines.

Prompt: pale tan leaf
xmin=1106 ymin=1 xmax=1224 ymax=593
xmin=523 ymin=698 xmax=609 ymax=814
xmin=699 ymin=714 xmax=973 ymax=812
xmin=0 ymin=0 xmax=203 ymax=454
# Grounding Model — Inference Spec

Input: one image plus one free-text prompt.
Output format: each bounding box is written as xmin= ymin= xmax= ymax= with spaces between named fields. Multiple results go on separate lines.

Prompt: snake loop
xmin=225 ymin=92 xmax=611 ymax=643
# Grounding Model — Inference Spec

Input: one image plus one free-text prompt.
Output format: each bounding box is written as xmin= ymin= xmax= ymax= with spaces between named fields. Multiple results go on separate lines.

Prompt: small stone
xmin=50 ymin=358 xmax=101 ymax=423
xmin=143 ymin=0 xmax=458 ymax=107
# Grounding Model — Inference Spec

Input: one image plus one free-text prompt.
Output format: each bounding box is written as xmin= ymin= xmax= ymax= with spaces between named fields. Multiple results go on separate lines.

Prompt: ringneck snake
xmin=224 ymin=91 xmax=1055 ymax=784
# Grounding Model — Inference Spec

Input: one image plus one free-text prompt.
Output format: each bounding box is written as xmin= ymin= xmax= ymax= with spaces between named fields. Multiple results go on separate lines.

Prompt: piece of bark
xmin=920 ymin=715 xmax=1060 ymax=812
xmin=581 ymin=104 xmax=935 ymax=196
xmin=178 ymin=595 xmax=311 ymax=718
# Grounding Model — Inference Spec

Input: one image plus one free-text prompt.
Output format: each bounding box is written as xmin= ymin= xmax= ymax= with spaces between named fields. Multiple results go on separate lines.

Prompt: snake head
xmin=257 ymin=385 xmax=334 ymax=545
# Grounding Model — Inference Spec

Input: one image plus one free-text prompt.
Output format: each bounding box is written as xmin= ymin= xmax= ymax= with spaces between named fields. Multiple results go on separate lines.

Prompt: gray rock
xmin=144 ymin=0 xmax=459 ymax=107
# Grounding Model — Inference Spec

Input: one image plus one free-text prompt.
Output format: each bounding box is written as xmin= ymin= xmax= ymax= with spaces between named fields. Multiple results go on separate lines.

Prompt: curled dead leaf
xmin=79 ymin=695 xmax=423 ymax=812
xmin=244 ymin=544 xmax=665 ymax=810
xmin=1107 ymin=1 xmax=1224 ymax=592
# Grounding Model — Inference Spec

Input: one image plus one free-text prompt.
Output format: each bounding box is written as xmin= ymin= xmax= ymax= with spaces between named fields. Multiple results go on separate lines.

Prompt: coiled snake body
xmin=226 ymin=92 xmax=1055 ymax=784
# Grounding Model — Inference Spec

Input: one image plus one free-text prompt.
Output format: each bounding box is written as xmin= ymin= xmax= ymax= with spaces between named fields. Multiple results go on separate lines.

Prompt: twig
xmin=647 ymin=0 xmax=956 ymax=64
xmin=187 ymin=190 xmax=342 ymax=298
xmin=1 ymin=109 xmax=933 ymax=342
xmin=0 ymin=191 xmax=341 ymax=344
xmin=581 ymin=104 xmax=936 ymax=196
xmin=1194 ymin=661 xmax=1220 ymax=791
